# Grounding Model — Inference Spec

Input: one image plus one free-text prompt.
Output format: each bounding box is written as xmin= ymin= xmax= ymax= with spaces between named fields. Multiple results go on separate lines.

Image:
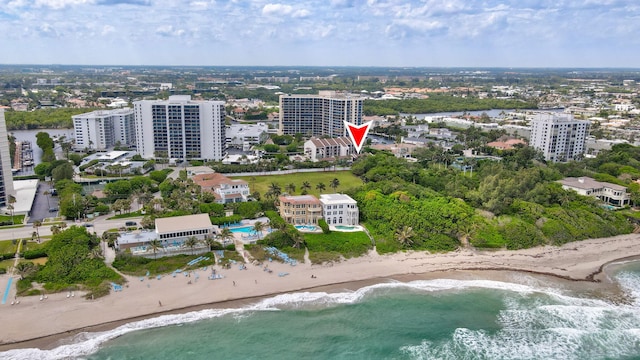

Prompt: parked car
xmin=125 ymin=221 xmax=137 ymax=227
xmin=83 ymin=223 xmax=94 ymax=227
xmin=49 ymin=207 xmax=58 ymax=212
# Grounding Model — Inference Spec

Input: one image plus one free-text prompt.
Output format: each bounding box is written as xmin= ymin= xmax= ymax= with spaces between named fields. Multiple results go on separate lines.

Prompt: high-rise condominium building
xmin=134 ymin=95 xmax=226 ymax=161
xmin=279 ymin=91 xmax=363 ymax=137
xmin=72 ymin=108 xmax=135 ymax=150
xmin=0 ymin=109 xmax=14 ymax=207
xmin=530 ymin=113 xmax=589 ymax=162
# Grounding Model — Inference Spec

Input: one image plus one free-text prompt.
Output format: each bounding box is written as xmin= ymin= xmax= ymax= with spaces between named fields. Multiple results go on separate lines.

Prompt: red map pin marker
xmin=344 ymin=121 xmax=372 ymax=154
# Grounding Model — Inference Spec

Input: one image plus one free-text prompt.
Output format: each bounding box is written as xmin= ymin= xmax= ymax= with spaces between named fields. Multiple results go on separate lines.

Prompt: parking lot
xmin=29 ymin=182 xmax=60 ymax=223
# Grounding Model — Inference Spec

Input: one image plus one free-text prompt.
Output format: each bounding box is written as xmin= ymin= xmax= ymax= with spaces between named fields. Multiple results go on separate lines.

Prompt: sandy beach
xmin=1 ymin=232 xmax=639 ymax=351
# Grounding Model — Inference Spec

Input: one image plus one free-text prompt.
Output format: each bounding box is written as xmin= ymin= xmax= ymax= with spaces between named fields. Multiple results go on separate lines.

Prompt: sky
xmin=1 ymin=0 xmax=639 ymax=67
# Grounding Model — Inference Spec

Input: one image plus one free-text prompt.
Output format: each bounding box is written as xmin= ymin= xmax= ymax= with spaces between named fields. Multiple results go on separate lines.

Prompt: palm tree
xmin=89 ymin=247 xmax=103 ymax=260
xmin=266 ymin=182 xmax=282 ymax=199
xmin=316 ymin=182 xmax=326 ymax=193
xmin=285 ymin=183 xmax=296 ymax=195
xmin=43 ymin=190 xmax=51 ymax=208
xmin=395 ymin=226 xmax=415 ymax=248
xmin=149 ymin=239 xmax=162 ymax=259
xmin=204 ymin=236 xmax=217 ymax=251
xmin=15 ymin=262 xmax=36 ymax=280
xmin=8 ymin=195 xmax=16 ymax=224
xmin=33 ymin=220 xmax=42 ymax=243
xmin=301 ymin=181 xmax=311 ymax=194
xmin=50 ymin=225 xmax=60 ymax=235
xmin=252 ymin=221 xmax=265 ymax=239
xmin=218 ymin=228 xmax=234 ymax=246
xmin=185 ymin=236 xmax=198 ymax=255
xmin=290 ymin=230 xmax=305 ymax=249
xmin=329 ymin=178 xmax=340 ymax=192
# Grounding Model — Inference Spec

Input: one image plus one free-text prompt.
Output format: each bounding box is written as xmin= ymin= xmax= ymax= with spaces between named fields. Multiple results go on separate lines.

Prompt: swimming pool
xmin=334 ymin=225 xmax=357 ymax=230
xmin=332 ymin=225 xmax=363 ymax=232
xmin=295 ymin=225 xmax=318 ymax=231
xmin=228 ymin=226 xmax=256 ymax=234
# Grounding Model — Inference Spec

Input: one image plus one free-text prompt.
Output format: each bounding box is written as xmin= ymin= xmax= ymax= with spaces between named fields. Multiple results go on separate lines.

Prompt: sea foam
xmin=2 ymin=275 xmax=640 ymax=360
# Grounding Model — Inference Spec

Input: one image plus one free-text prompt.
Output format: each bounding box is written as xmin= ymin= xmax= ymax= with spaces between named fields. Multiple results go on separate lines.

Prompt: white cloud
xmin=262 ymin=3 xmax=293 ymax=16
xmin=292 ymin=9 xmax=310 ymax=18
xmin=34 ymin=0 xmax=93 ymax=9
xmin=101 ymin=24 xmax=115 ymax=35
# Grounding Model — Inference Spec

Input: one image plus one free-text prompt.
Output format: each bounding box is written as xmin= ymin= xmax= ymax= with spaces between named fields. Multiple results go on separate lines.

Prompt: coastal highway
xmin=0 ymin=216 xmax=144 ymax=242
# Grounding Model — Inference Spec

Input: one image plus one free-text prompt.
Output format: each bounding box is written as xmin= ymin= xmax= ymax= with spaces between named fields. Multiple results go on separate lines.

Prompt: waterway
xmin=10 ymin=129 xmax=74 ymax=167
xmin=403 ymin=108 xmax=564 ymax=120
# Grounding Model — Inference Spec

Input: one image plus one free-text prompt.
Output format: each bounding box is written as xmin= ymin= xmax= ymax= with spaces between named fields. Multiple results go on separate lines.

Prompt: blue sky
xmin=1 ymin=0 xmax=639 ymax=67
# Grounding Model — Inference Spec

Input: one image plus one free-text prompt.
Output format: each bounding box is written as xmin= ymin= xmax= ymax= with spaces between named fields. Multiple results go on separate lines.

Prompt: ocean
xmin=4 ymin=263 xmax=640 ymax=360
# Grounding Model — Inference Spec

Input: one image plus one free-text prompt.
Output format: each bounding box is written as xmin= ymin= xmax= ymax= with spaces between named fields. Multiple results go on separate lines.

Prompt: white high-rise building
xmin=0 ymin=109 xmax=14 ymax=207
xmin=72 ymin=108 xmax=135 ymax=150
xmin=279 ymin=91 xmax=363 ymax=137
xmin=134 ymin=96 xmax=226 ymax=161
xmin=530 ymin=113 xmax=589 ymax=162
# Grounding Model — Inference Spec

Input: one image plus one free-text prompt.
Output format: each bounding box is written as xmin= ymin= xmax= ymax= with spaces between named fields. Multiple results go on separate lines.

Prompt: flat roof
xmin=319 ymin=193 xmax=357 ymax=205
xmin=9 ymin=179 xmax=38 ymax=215
xmin=155 ymin=213 xmax=213 ymax=234
xmin=117 ymin=230 xmax=158 ymax=245
xmin=279 ymin=195 xmax=321 ymax=204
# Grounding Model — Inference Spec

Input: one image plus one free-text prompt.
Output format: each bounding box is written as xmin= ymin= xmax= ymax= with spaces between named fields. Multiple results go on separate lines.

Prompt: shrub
xmin=210 ymin=215 xmax=243 ymax=226
xmin=22 ymin=248 xmax=47 ymax=259
xmin=0 ymin=267 xmax=6 ymax=274
xmin=318 ymin=219 xmax=330 ymax=234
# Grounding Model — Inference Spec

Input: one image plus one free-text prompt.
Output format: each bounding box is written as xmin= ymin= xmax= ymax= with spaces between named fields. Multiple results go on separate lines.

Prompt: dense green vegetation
xmin=18 ymin=226 xmax=122 ymax=298
xmin=363 ymin=96 xmax=538 ymax=116
xmin=4 ymin=108 xmax=96 ymax=129
xmin=304 ymin=231 xmax=372 ymax=263
xmin=350 ymin=147 xmax=634 ymax=253
xmin=112 ymin=253 xmax=215 ymax=276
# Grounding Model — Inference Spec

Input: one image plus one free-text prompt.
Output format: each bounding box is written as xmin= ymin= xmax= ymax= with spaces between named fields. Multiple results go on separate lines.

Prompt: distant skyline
xmin=1 ymin=0 xmax=639 ymax=68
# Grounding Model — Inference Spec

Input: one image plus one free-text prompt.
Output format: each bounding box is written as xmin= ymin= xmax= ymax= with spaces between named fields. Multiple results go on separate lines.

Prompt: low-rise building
xmin=193 ymin=173 xmax=250 ymax=203
xmin=319 ymin=194 xmax=359 ymax=226
xmin=226 ymin=123 xmax=269 ymax=151
xmin=559 ymin=177 xmax=631 ymax=207
xmin=486 ymin=138 xmax=527 ymax=150
xmin=278 ymin=195 xmax=323 ymax=225
xmin=304 ymin=136 xmax=355 ymax=162
xmin=115 ymin=214 xmax=214 ymax=257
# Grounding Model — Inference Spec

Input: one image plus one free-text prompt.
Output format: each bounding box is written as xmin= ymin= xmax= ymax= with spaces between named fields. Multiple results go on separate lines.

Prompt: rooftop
xmin=319 ymin=193 xmax=357 ymax=205
xmin=155 ymin=214 xmax=213 ymax=234
xmin=559 ymin=177 xmax=627 ymax=191
xmin=117 ymin=230 xmax=158 ymax=246
xmin=279 ymin=195 xmax=321 ymax=205
xmin=192 ymin=173 xmax=248 ymax=189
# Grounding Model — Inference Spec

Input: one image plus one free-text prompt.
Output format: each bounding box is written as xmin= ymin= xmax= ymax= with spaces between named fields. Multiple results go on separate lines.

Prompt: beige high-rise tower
xmin=0 ymin=109 xmax=14 ymax=206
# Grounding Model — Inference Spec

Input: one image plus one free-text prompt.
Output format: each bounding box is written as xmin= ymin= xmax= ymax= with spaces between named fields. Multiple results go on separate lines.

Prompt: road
xmin=0 ymin=215 xmax=144 ymax=241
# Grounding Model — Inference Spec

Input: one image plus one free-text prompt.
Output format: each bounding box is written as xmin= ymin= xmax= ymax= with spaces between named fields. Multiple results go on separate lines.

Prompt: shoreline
xmin=1 ymin=232 xmax=639 ymax=352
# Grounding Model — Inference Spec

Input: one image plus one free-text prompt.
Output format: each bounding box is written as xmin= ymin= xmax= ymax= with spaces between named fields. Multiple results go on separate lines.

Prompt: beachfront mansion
xmin=278 ymin=194 xmax=359 ymax=226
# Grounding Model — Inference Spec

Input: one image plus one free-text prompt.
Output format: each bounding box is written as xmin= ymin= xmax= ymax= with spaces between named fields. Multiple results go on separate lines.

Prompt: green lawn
xmin=232 ymin=171 xmax=363 ymax=197
xmin=0 ymin=239 xmax=17 ymax=255
xmin=0 ymin=215 xmax=26 ymax=226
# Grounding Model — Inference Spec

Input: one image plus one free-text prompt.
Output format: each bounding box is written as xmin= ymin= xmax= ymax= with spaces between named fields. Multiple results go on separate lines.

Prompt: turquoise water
xmin=335 ymin=225 xmax=357 ymax=230
xmin=295 ymin=225 xmax=318 ymax=231
xmin=228 ymin=225 xmax=255 ymax=234
xmin=5 ymin=264 xmax=640 ymax=359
